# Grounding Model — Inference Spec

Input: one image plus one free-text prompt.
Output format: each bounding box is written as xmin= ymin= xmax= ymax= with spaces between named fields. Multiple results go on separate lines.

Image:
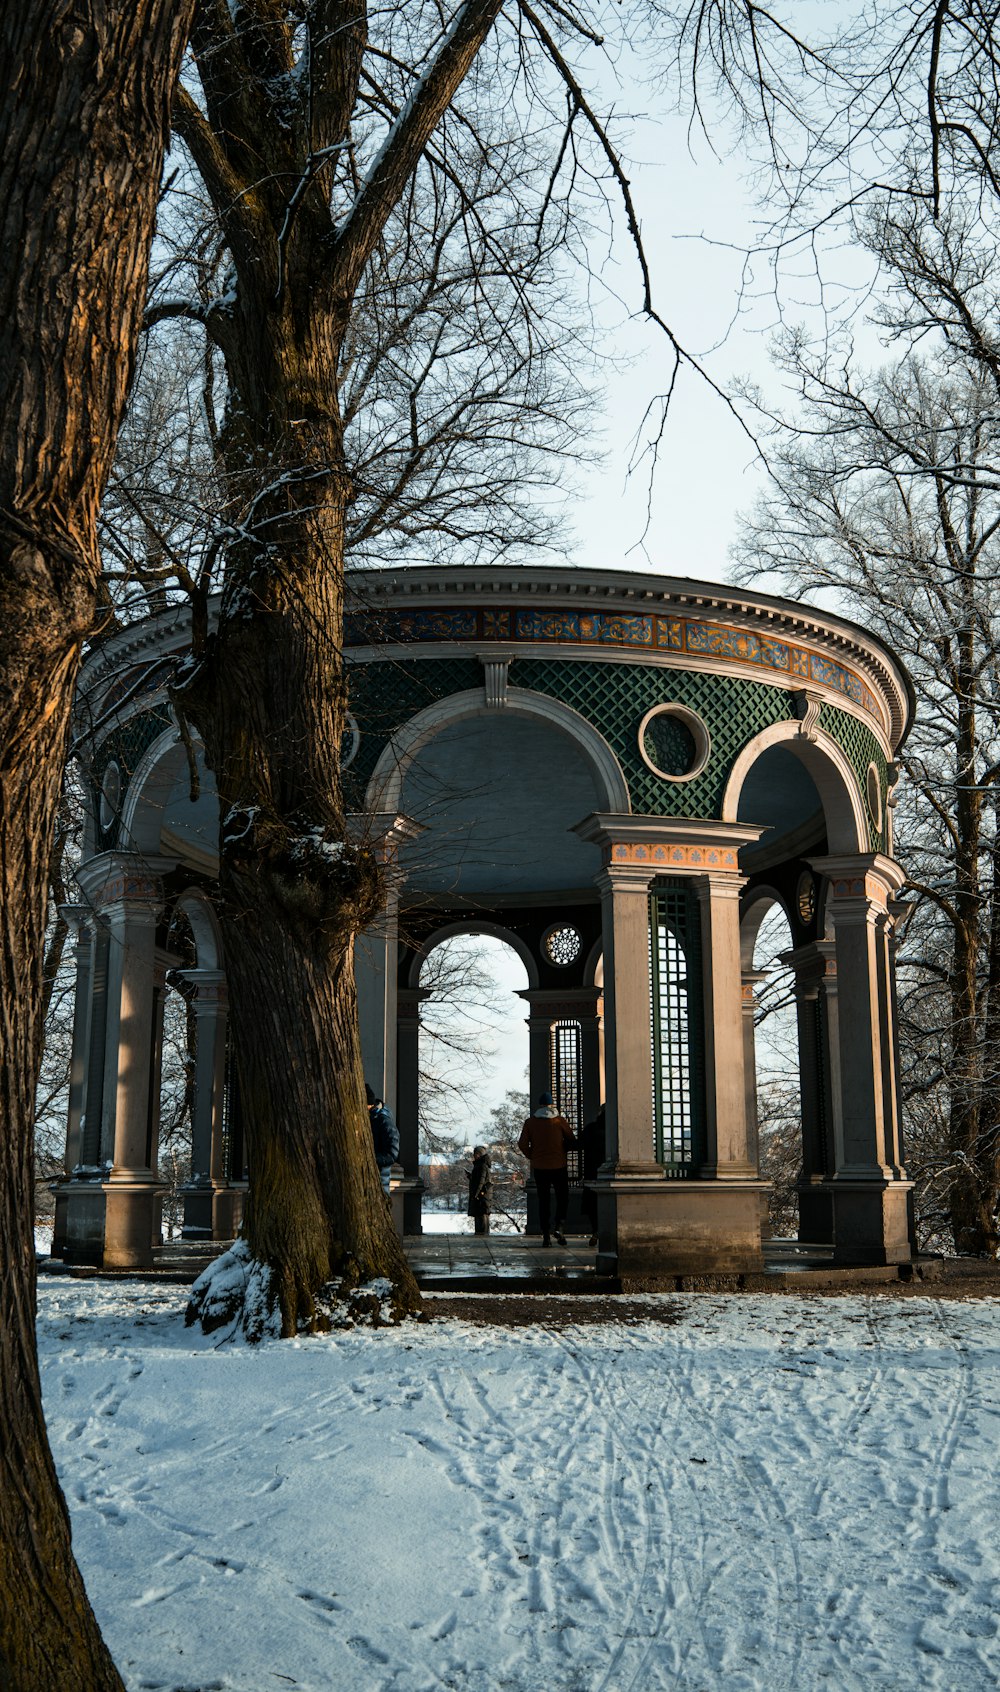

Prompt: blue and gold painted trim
xmin=343 ymin=605 xmax=882 ymax=726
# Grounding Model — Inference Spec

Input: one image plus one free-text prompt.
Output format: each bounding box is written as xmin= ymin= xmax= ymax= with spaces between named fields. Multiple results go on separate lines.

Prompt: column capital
xmin=76 ymin=851 xmax=177 ymax=908
xmin=516 ymin=987 xmax=602 ymax=1019
xmin=779 ymin=939 xmax=838 ymax=996
xmin=808 ymin=852 xmax=907 ymax=906
xmin=574 ymin=812 xmax=765 ymax=879
xmin=59 ymin=901 xmax=95 ymax=936
xmin=397 ymin=986 xmax=432 ymax=1023
xmin=174 ymin=967 xmax=228 ymax=1010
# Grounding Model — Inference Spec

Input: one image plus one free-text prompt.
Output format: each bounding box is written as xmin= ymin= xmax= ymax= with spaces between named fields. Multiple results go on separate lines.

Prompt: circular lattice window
xmin=638 ymin=704 xmax=710 ymax=783
xmin=866 ymin=763 xmax=882 ymax=832
xmin=543 ymin=924 xmax=582 ymax=968
xmin=99 ymin=761 xmax=122 ymax=834
xmin=340 ymin=713 xmax=360 ymax=771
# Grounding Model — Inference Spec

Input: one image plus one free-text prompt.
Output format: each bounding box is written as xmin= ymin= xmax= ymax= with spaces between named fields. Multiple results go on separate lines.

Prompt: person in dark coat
xmin=518 ymin=1091 xmax=575 ymax=1247
xmin=467 ymin=1145 xmax=492 ymax=1235
xmin=579 ymin=1105 xmax=605 ymax=1247
xmin=366 ymin=1082 xmax=399 ymax=1195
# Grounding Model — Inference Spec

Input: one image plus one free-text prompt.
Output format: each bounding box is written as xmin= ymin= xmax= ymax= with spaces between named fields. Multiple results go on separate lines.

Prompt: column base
xmin=103 ymin=1176 xmax=166 ymax=1268
xmin=593 ymin=1179 xmax=769 ymax=1277
xmin=797 ymin=1180 xmax=835 ymax=1246
xmin=54 ymin=1174 xmax=108 ymax=1267
xmin=399 ymin=1177 xmax=425 ymax=1236
xmin=180 ymin=1180 xmax=242 ymax=1241
xmin=390 ymin=1174 xmax=422 ymax=1238
xmin=817 ymin=1178 xmax=914 ymax=1265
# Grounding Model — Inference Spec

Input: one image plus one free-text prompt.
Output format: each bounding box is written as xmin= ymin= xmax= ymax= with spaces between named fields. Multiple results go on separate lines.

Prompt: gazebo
xmin=54 ymin=565 xmax=915 ymax=1277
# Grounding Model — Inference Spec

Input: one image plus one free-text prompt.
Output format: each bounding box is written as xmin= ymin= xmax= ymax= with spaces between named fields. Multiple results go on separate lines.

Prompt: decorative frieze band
xmin=828 ymin=874 xmax=889 ymax=906
xmin=343 ymin=605 xmax=883 ymax=724
xmin=607 ymin=842 xmax=740 ymax=872
xmin=94 ymin=873 xmax=163 ymax=909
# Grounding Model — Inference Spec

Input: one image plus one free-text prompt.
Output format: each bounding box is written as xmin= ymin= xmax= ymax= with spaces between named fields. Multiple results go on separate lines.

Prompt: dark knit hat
xmin=538 ymin=1090 xmax=553 ymax=1107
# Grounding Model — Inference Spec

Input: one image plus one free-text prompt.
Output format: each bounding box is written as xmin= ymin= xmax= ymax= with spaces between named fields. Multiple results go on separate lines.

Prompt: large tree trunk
xmin=0 ymin=4 xmax=193 ymax=1685
xmin=168 ymin=0 xmax=517 ymax=1330
xmin=179 ymin=414 xmax=421 ymax=1329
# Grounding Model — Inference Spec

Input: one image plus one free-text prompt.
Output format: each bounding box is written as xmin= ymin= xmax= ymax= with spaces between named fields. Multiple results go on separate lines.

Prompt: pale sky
xmin=420 ymin=14 xmax=883 ymax=1136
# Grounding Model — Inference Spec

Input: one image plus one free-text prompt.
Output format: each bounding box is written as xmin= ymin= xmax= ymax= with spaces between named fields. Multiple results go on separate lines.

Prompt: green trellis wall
xmin=344 ymin=654 xmax=888 ymax=849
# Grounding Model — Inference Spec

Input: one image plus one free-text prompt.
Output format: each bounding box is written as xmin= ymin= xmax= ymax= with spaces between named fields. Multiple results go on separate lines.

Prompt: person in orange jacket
xmin=518 ymin=1091 xmax=575 ymax=1247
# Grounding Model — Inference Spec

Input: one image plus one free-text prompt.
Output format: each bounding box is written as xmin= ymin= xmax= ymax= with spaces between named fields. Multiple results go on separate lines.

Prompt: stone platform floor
xmin=45 ymin=1234 xmax=987 ymax=1294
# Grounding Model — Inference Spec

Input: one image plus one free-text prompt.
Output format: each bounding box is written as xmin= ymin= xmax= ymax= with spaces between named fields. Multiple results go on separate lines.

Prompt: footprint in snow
xmin=347 ymin=1637 xmax=390 ymax=1665
xmin=297 ymin=1588 xmax=342 ymax=1617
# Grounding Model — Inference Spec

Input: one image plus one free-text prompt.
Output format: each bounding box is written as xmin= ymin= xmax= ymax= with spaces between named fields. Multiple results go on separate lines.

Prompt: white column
xmin=395 ymin=987 xmax=430 ymax=1178
xmin=740 ymin=968 xmax=768 ymax=1174
xmin=92 ymin=863 xmax=169 ymax=1267
xmin=597 ymin=860 xmax=660 ymax=1175
xmin=101 ymin=880 xmax=164 ymax=1179
xmin=350 ymin=812 xmax=424 ymax=1112
xmin=59 ymin=905 xmax=96 ymax=1176
xmin=696 ymin=874 xmax=755 ymax=1177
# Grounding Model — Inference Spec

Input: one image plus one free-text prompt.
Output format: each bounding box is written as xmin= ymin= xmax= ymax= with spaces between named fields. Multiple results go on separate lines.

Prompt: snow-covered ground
xmin=418 ymin=1204 xmax=525 ymax=1236
xmin=38 ymin=1279 xmax=1000 ymax=1692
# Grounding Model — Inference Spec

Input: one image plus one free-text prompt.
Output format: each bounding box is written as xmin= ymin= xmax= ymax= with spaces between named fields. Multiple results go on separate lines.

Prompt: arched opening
xmin=741 ymin=895 xmax=799 ymax=1239
xmin=121 ymin=728 xmax=220 ymax=871
xmin=416 ymin=930 xmax=530 ymax=1233
xmin=723 ymin=721 xmax=868 ymax=857
xmin=394 ymin=710 xmax=608 ymax=897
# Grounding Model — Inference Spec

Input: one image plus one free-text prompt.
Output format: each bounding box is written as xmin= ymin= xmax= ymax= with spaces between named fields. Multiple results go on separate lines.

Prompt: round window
xmin=99 ymin=761 xmax=121 ymax=834
xmin=866 ymin=763 xmax=882 ymax=831
xmin=543 ymin=924 xmax=582 ymax=968
xmin=341 ymin=713 xmax=360 ymax=771
xmin=638 ymin=704 xmax=710 ymax=782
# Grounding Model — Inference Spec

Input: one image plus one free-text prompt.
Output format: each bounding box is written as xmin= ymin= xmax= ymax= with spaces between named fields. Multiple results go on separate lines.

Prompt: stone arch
xmin=583 ymin=936 xmax=604 ymax=989
xmin=407 ymin=918 xmax=540 ymax=991
xmin=365 ymin=686 xmax=631 ymax=816
xmin=740 ymin=883 xmax=793 ymax=970
xmin=721 ymin=721 xmax=868 ymax=854
xmin=171 ymin=887 xmax=224 ymax=971
xmin=119 ymin=724 xmax=219 ymax=871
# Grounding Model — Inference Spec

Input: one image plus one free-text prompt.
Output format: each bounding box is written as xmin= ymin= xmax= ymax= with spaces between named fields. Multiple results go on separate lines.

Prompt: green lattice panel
xmin=819 ymin=704 xmax=887 ymax=851
xmin=91 ymin=706 xmax=173 ymax=848
xmin=342 ymin=654 xmax=877 ymax=829
xmin=344 ymin=657 xmax=483 ymax=807
xmin=513 ymin=658 xmax=795 ymax=817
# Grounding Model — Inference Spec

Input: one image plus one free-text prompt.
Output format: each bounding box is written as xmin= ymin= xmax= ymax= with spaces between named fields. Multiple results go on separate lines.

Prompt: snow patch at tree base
xmin=185 ymin=1243 xmax=420 ymax=1341
xmin=185 ymin=1240 xmax=281 ymax=1343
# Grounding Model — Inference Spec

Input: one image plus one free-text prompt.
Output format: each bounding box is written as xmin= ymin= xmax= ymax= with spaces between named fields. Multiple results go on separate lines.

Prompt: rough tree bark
xmin=174 ymin=0 xmax=507 ymax=1333
xmin=0 ymin=4 xmax=194 ymax=1686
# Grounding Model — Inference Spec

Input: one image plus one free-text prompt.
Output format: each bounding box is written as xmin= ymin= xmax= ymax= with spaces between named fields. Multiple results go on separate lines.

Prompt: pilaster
xmin=807 ymin=853 xmax=913 ymax=1263
xmin=176 ymin=968 xmax=232 ymax=1239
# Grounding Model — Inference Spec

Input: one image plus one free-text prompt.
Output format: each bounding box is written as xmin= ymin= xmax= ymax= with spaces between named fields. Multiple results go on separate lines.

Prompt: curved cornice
xmin=75 ymin=567 xmax=914 ymax=755
xmin=344 ymin=567 xmax=913 ymax=752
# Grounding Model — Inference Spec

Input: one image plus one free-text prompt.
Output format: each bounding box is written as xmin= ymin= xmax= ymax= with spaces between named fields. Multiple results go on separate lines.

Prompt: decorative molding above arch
xmin=721 ymin=720 xmax=869 ymax=855
xmin=365 ymin=686 xmax=631 ymax=816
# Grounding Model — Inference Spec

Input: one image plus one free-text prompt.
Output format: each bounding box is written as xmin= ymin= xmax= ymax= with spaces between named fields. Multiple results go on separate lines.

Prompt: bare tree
xmin=0 ymin=7 xmax=195 ymax=1686
xmin=735 ymin=342 xmax=1000 ymax=1254
xmin=135 ymin=0 xmax=701 ymax=1338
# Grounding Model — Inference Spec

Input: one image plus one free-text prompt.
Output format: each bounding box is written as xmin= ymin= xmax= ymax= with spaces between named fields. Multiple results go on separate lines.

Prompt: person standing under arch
xmin=518 ymin=1092 xmax=575 ymax=1247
